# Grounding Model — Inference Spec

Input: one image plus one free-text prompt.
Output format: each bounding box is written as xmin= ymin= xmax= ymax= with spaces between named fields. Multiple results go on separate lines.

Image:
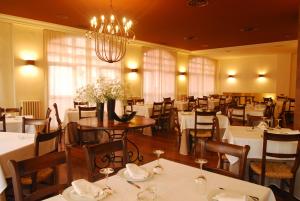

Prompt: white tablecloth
xmin=0 ymin=116 xmax=35 ymax=133
xmin=174 ymin=101 xmax=188 ymax=111
xmin=45 ymin=159 xmax=275 ymax=201
xmin=178 ymin=112 xmax=230 ymax=155
xmin=132 ymin=104 xmax=153 ymax=118
xmin=232 ymin=106 xmax=265 ymax=120
xmin=223 ymin=126 xmax=300 ymax=199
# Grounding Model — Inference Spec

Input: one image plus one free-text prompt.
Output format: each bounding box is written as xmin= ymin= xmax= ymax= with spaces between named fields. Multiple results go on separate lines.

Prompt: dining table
xmin=78 ymin=116 xmax=155 ymax=162
xmin=45 ymin=158 xmax=276 ymax=201
xmin=178 ymin=112 xmax=230 ymax=155
xmin=0 ymin=115 xmax=35 ymax=133
xmin=232 ymin=104 xmax=266 ymax=120
xmin=0 ymin=132 xmax=55 ymax=201
xmin=223 ymin=126 xmax=300 ymax=199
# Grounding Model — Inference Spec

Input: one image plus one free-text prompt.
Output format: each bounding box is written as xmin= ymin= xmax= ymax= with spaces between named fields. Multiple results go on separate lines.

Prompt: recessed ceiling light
xmin=240 ymin=26 xmax=258 ymax=32
xmin=187 ymin=0 xmax=209 ymax=7
xmin=183 ymin=36 xmax=199 ymax=41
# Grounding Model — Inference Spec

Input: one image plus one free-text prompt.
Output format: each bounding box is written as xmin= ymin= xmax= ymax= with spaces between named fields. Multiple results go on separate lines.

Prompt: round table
xmin=78 ymin=116 xmax=155 ymax=162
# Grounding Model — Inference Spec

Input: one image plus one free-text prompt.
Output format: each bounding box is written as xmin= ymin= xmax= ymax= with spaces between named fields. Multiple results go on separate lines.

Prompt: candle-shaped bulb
xmin=90 ymin=16 xmax=97 ymax=28
xmin=115 ymin=25 xmax=119 ymax=33
xmin=123 ymin=17 xmax=127 ymax=25
xmin=107 ymin=24 xmax=111 ymax=32
xmin=101 ymin=15 xmax=105 ymax=22
xmin=110 ymin=15 xmax=115 ymax=23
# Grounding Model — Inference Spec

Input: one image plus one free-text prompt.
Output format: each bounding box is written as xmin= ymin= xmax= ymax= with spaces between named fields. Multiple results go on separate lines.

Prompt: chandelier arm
xmin=109 ymin=34 xmax=113 ymax=62
xmin=95 ymin=33 xmax=106 ymax=61
xmin=114 ymin=35 xmax=120 ymax=61
xmin=103 ymin=34 xmax=111 ymax=62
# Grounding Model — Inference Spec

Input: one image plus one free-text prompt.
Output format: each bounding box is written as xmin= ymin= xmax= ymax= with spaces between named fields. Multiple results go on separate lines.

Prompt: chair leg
xmin=289 ymin=178 xmax=295 ymax=195
xmin=249 ymin=165 xmax=253 ymax=182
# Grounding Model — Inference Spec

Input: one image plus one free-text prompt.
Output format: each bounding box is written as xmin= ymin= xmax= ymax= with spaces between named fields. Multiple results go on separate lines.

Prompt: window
xmin=45 ymin=30 xmax=121 ymax=119
xmin=143 ymin=49 xmax=176 ymax=103
xmin=188 ymin=57 xmax=216 ymax=97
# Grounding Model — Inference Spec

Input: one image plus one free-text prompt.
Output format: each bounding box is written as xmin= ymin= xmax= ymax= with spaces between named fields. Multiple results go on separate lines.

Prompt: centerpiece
xmin=75 ymin=76 xmax=135 ymax=122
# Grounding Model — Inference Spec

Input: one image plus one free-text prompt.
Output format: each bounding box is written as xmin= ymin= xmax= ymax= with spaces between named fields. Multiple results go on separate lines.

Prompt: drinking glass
xmin=137 ymin=185 xmax=157 ymax=201
xmin=275 ymin=119 xmax=281 ymax=129
xmin=99 ymin=168 xmax=114 ymax=190
xmin=153 ymin=150 xmax=164 ymax=174
xmin=194 ymin=158 xmax=208 ymax=195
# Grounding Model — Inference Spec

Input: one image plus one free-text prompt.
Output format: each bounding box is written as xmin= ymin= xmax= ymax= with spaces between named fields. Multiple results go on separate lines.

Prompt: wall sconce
xmin=25 ymin=59 xmax=36 ymax=66
xmin=179 ymin=72 xmax=187 ymax=76
xmin=130 ymin=68 xmax=138 ymax=73
xmin=228 ymin=75 xmax=235 ymax=78
xmin=258 ymin=74 xmax=265 ymax=78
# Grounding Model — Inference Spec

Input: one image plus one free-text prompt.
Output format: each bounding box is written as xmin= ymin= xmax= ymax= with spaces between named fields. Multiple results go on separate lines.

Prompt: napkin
xmin=72 ymin=179 xmax=105 ymax=199
xmin=125 ymin=163 xmax=149 ymax=180
xmin=213 ymin=192 xmax=247 ymax=201
xmin=257 ymin=122 xmax=268 ymax=130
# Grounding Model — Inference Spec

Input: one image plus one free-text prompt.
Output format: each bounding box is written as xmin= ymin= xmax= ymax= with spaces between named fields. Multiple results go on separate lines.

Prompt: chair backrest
xmin=188 ymin=99 xmax=197 ymax=111
xmin=0 ymin=107 xmax=4 ymax=116
xmin=197 ymin=98 xmax=208 ymax=109
xmin=53 ymin=103 xmax=62 ymax=130
xmin=22 ymin=117 xmax=51 ymax=134
xmin=229 ymin=105 xmax=246 ymax=125
xmin=5 ymin=107 xmax=22 ymax=116
xmin=163 ymin=97 xmax=171 ymax=102
xmin=35 ymin=129 xmax=61 ymax=156
xmin=45 ymin=107 xmax=52 ymax=119
xmin=288 ymin=98 xmax=295 ymax=111
xmin=263 ymin=97 xmax=273 ymax=104
xmin=73 ymin=101 xmax=88 ymax=109
xmin=246 ymin=114 xmax=265 ymax=127
xmin=0 ymin=114 xmax=6 ymax=132
xmin=124 ymin=99 xmax=134 ymax=114
xmin=84 ymin=139 xmax=128 ymax=182
xmin=264 ymin=103 xmax=276 ymax=120
xmin=212 ymin=116 xmax=220 ymax=141
xmin=135 ymin=98 xmax=144 ymax=105
xmin=245 ymin=96 xmax=254 ymax=104
xmin=260 ymin=131 xmax=300 ymax=184
xmin=200 ymin=140 xmax=250 ymax=180
xmin=219 ymin=97 xmax=226 ymax=106
xmin=162 ymin=100 xmax=174 ymax=116
xmin=152 ymin=102 xmax=163 ymax=117
xmin=194 ymin=111 xmax=216 ymax=131
xmin=66 ymin=122 xmax=79 ymax=146
xmin=8 ymin=150 xmax=72 ymax=201
xmin=188 ymin=96 xmax=195 ymax=101
xmin=78 ymin=106 xmax=96 ymax=119
xmin=232 ymin=96 xmax=240 ymax=105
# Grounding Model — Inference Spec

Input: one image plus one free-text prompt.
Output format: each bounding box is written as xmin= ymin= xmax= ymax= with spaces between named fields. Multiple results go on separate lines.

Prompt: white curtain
xmin=44 ymin=30 xmax=121 ymax=120
xmin=143 ymin=49 xmax=176 ymax=103
xmin=188 ymin=57 xmax=216 ymax=97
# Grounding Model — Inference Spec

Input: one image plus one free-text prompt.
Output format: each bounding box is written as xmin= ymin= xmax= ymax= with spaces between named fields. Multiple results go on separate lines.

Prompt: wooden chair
xmin=269 ymin=185 xmax=300 ymax=201
xmin=135 ymin=98 xmax=144 ymax=105
xmin=263 ymin=97 xmax=273 ymax=104
xmin=197 ymin=97 xmax=208 ymax=109
xmin=200 ymin=140 xmax=250 ymax=180
xmin=78 ymin=106 xmax=98 ymax=145
xmin=172 ymin=108 xmax=182 ymax=151
xmin=84 ymin=139 xmax=128 ymax=182
xmin=0 ymin=114 xmax=6 ymax=132
xmin=163 ymin=97 xmax=171 ymax=102
xmin=188 ymin=96 xmax=195 ymax=101
xmin=160 ymin=100 xmax=174 ymax=130
xmin=52 ymin=103 xmax=62 ymax=130
xmin=187 ymin=99 xmax=197 ymax=111
xmin=0 ymin=107 xmax=4 ymax=116
xmin=246 ymin=114 xmax=265 ymax=127
xmin=8 ymin=150 xmax=72 ymax=201
xmin=73 ymin=101 xmax=88 ymax=108
xmin=264 ymin=103 xmax=276 ymax=126
xmin=53 ymin=103 xmax=64 ymax=145
xmin=78 ymin=106 xmax=96 ymax=119
xmin=19 ymin=129 xmax=61 ymax=188
xmin=245 ymin=96 xmax=254 ymax=104
xmin=22 ymin=117 xmax=51 ymax=134
xmin=5 ymin=107 xmax=22 ymax=116
xmin=232 ymin=96 xmax=240 ymax=105
xmin=189 ymin=111 xmax=216 ymax=155
xmin=211 ymin=116 xmax=221 ymax=142
xmin=124 ymin=99 xmax=134 ymax=114
xmin=249 ymin=131 xmax=300 ymax=194
xmin=150 ymin=102 xmax=164 ymax=132
xmin=45 ymin=107 xmax=52 ymax=119
xmin=229 ymin=105 xmax=246 ymax=126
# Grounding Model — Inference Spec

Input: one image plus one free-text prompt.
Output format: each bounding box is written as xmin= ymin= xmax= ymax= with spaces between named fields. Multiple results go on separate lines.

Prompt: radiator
xmin=21 ymin=100 xmax=41 ymax=118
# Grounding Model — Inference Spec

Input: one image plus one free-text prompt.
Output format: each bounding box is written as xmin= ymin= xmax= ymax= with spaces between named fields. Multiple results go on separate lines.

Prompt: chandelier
xmin=86 ymin=0 xmax=135 ymax=63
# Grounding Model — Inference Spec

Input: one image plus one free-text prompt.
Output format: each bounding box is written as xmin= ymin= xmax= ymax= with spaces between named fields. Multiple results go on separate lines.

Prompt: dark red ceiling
xmin=0 ymin=0 xmax=298 ymax=50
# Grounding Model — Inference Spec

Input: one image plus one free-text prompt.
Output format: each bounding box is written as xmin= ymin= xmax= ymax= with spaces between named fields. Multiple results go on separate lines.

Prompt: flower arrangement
xmin=75 ymin=76 xmax=126 ymax=103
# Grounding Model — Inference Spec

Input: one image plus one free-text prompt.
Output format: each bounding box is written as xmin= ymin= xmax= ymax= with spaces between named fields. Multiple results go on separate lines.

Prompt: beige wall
xmin=217 ymin=53 xmax=296 ymax=98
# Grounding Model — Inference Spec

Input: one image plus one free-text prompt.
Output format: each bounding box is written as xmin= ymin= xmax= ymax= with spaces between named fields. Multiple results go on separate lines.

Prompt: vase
xmin=96 ymin=102 xmax=104 ymax=121
xmin=107 ymin=99 xmax=116 ymax=120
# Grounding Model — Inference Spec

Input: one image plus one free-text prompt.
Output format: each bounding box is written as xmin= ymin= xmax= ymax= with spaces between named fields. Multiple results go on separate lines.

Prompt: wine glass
xmin=275 ymin=119 xmax=281 ymax=129
xmin=194 ymin=158 xmax=208 ymax=195
xmin=153 ymin=150 xmax=164 ymax=174
xmin=99 ymin=168 xmax=114 ymax=191
xmin=137 ymin=185 xmax=157 ymax=201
